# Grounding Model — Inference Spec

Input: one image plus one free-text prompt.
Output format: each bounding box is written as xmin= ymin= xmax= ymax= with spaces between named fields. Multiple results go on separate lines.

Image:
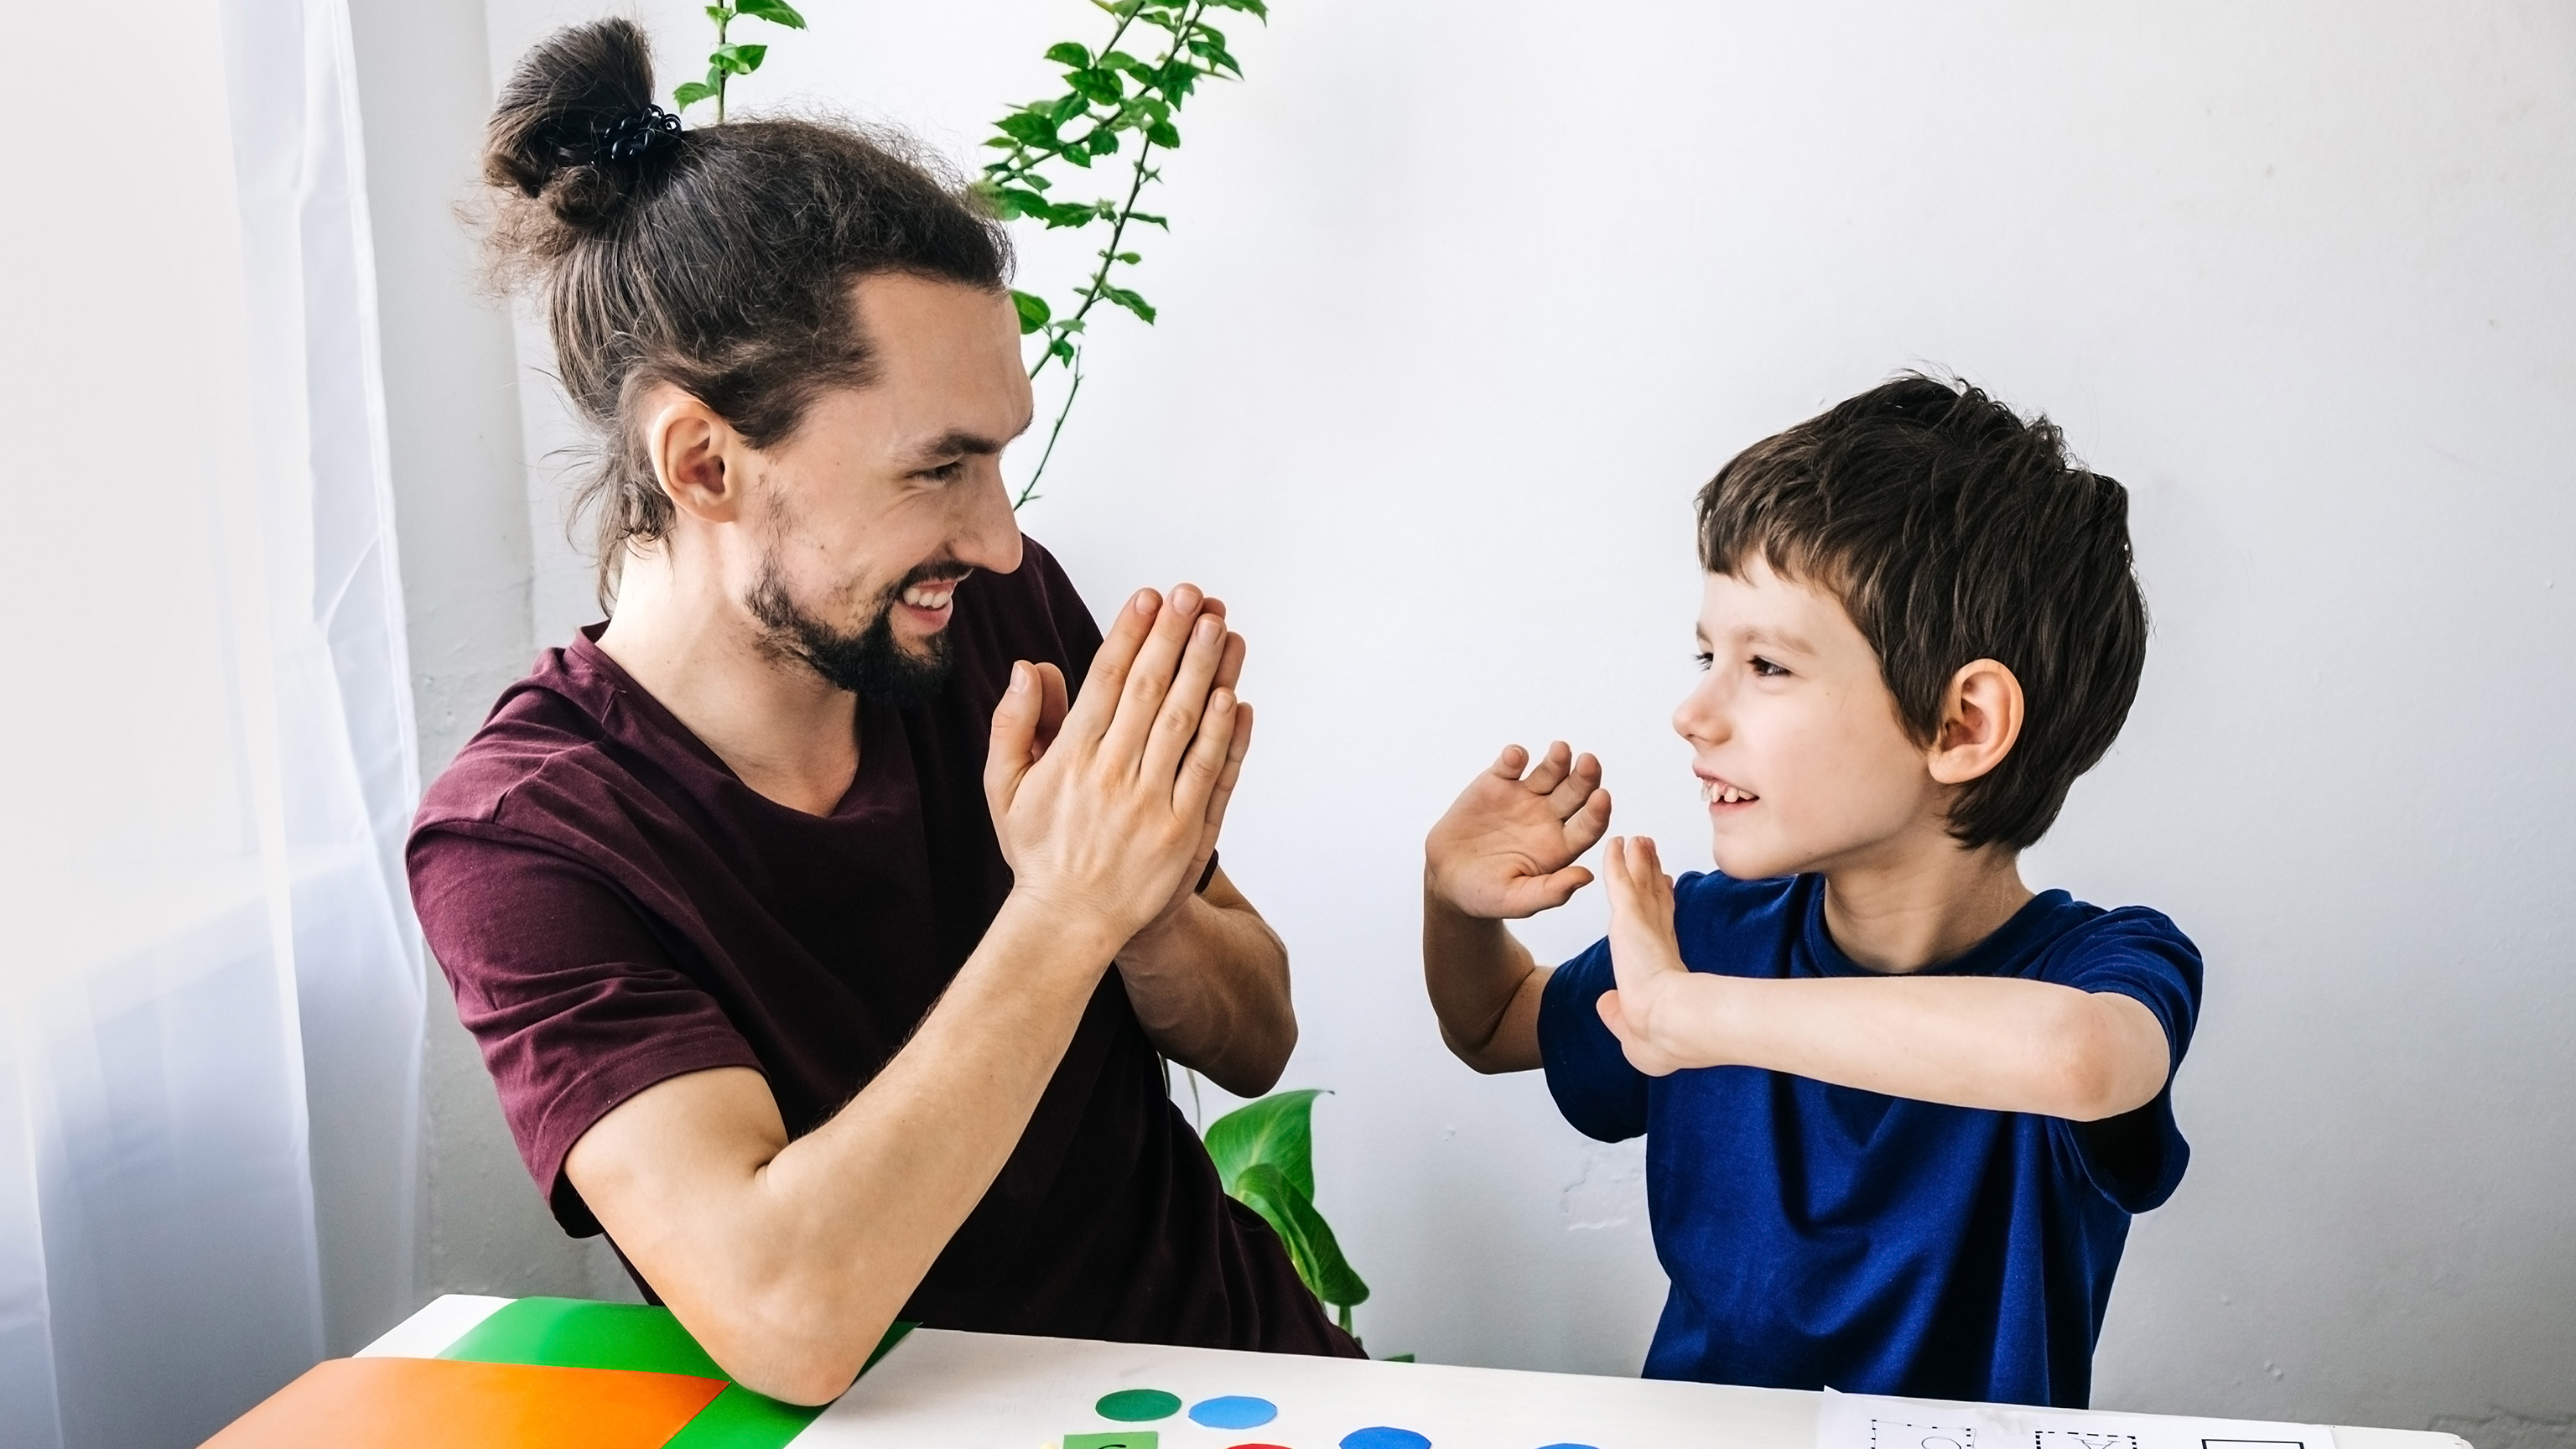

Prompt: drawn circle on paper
xmin=1343 ymin=1429 xmax=1433 ymax=1449
xmin=1096 ymin=1388 xmax=1184 ymax=1421
xmin=1534 ymin=1443 xmax=1603 ymax=1449
xmin=1191 ymin=1396 xmax=1280 ymax=1429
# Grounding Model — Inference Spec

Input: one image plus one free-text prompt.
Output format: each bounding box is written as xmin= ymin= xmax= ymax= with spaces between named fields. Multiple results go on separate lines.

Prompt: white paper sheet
xmin=1820 ymin=1389 xmax=2340 ymax=1449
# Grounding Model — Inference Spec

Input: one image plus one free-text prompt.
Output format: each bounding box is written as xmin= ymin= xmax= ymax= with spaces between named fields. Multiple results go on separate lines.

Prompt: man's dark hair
xmin=1696 ymin=374 xmax=2149 ymax=850
xmin=479 ymin=18 xmax=1012 ymax=606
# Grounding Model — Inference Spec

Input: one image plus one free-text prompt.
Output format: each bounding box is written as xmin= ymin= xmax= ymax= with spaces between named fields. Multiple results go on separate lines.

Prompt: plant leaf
xmin=1045 ymin=41 xmax=1092 ymax=67
xmin=996 ymin=110 xmax=1058 ymax=146
xmin=1086 ymin=129 xmax=1120 ymax=156
xmin=735 ymin=0 xmax=805 ymax=28
xmin=1232 ymin=1162 xmax=1371 ymax=1309
xmin=1069 ymin=67 xmax=1124 ymax=104
xmin=1010 ymin=290 xmax=1052 ymax=334
xmin=1204 ymin=1088 xmax=1321 ymax=1199
xmin=711 ymin=43 xmax=766 ymax=75
xmin=673 ymin=79 xmax=719 ymax=108
xmin=1145 ymin=119 xmax=1181 ymax=148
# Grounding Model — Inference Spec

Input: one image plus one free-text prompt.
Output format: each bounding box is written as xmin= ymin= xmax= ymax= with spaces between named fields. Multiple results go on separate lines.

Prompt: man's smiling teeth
xmin=1701 ymin=779 xmax=1758 ymax=804
xmin=902 ymin=584 xmax=954 ymax=610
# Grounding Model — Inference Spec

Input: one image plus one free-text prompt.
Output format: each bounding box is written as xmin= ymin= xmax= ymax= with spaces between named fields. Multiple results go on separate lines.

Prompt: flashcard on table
xmin=1820 ymin=1389 xmax=2340 ymax=1449
xmin=434 ymin=1295 xmax=915 ymax=1449
xmin=200 ymin=1356 xmax=724 ymax=1449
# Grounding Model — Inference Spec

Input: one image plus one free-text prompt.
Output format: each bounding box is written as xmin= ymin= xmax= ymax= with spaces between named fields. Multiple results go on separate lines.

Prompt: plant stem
xmin=1015 ymin=345 xmax=1084 ymax=507
xmin=1026 ymin=0 xmax=1212 ymax=385
xmin=714 ymin=8 xmax=730 ymax=122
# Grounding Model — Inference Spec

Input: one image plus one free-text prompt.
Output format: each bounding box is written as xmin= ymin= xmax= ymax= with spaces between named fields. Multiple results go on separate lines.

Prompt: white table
xmin=360 ymin=1295 xmax=2470 ymax=1449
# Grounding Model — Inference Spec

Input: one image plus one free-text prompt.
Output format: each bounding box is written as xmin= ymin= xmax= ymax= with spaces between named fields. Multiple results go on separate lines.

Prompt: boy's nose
xmin=1671 ymin=678 xmax=1729 ymax=745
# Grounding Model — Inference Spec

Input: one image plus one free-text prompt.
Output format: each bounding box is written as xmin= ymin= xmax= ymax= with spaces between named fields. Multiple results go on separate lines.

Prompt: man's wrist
xmin=993 ymin=887 xmax=1131 ymax=973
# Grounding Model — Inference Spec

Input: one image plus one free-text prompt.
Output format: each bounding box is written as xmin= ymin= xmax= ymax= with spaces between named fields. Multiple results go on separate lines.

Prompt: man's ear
xmin=1927 ymin=658 xmax=2024 ymax=786
xmin=641 ymin=387 xmax=745 ymax=523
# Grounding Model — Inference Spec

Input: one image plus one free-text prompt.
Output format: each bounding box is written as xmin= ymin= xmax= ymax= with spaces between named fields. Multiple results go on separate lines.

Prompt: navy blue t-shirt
xmin=1538 ymin=872 xmax=2200 ymax=1408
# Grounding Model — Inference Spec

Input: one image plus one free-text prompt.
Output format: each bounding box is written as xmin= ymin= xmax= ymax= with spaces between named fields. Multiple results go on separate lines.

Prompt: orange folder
xmin=201 ymin=1356 xmax=727 ymax=1448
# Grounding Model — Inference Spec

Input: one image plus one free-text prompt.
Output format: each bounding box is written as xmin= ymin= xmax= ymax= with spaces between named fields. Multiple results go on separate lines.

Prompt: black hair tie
xmin=552 ymin=104 xmax=681 ymax=171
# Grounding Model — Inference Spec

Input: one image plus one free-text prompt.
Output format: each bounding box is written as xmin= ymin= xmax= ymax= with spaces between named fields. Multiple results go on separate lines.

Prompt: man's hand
xmin=1425 ymin=742 xmax=1613 ymax=920
xmin=986 ymin=584 xmax=1245 ymax=949
xmin=1595 ymin=834 xmax=1706 ymax=1077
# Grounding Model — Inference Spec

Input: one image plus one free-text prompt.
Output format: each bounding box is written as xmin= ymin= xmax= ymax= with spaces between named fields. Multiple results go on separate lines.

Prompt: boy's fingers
xmin=1489 ymin=743 xmax=1530 ymax=780
xmin=1546 ymin=753 xmax=1602 ymax=818
xmin=1565 ymin=787 xmax=1613 ymax=854
xmin=1533 ymin=864 xmax=1593 ymax=907
xmin=1524 ymin=740 xmax=1573 ymax=795
xmin=1063 ymin=589 xmax=1161 ymax=745
xmin=1596 ymin=989 xmax=1631 ymax=1041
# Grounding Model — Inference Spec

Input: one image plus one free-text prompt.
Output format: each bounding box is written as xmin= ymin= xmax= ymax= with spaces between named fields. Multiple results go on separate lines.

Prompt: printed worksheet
xmin=1820 ymin=1389 xmax=2340 ymax=1449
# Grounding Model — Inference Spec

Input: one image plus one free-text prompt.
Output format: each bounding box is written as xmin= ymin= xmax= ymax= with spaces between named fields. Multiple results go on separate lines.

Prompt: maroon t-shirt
xmin=407 ymin=540 xmax=1353 ymax=1355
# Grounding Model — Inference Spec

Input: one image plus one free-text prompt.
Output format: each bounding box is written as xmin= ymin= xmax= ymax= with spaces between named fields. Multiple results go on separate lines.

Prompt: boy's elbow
xmin=2049 ymin=998 xmax=2167 ymax=1122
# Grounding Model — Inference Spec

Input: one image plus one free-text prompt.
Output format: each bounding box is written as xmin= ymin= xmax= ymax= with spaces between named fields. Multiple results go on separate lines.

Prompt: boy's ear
xmin=643 ymin=387 xmax=747 ymax=525
xmin=1926 ymin=658 xmax=2024 ymax=786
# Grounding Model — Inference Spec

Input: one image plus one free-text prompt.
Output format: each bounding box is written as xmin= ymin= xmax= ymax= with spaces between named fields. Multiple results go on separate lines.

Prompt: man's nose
xmin=951 ymin=471 xmax=1026 ymax=575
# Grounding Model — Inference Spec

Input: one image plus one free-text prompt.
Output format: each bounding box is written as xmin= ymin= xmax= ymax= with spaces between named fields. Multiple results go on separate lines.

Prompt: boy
xmin=1421 ymin=376 xmax=2198 ymax=1408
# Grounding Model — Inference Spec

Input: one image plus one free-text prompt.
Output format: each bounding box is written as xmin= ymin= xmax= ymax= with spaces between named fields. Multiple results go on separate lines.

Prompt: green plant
xmin=976 ymin=0 xmax=1271 ymax=505
xmin=672 ymin=0 xmax=808 ymax=122
xmin=1202 ymin=1089 xmax=1370 ymax=1336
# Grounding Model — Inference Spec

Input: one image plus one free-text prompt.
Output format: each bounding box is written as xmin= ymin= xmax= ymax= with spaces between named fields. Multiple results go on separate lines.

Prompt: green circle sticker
xmin=1095 ymin=1388 xmax=1183 ymax=1421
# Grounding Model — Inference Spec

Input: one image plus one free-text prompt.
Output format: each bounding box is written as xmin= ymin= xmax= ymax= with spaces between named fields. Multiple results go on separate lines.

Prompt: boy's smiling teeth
xmin=1700 ymin=777 xmax=1758 ymax=804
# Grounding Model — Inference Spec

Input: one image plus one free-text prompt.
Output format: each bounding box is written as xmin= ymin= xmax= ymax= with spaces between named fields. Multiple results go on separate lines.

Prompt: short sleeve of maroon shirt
xmin=407 ymin=539 xmax=1353 ymax=1356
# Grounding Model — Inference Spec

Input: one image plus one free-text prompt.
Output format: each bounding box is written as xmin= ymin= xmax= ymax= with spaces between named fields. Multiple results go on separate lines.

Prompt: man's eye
xmin=920 ymin=459 xmax=967 ymax=481
xmin=1750 ymin=656 xmax=1789 ymax=678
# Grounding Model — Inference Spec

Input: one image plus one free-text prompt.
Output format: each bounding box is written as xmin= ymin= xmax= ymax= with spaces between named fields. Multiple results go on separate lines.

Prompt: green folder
xmin=441 ymin=1296 xmax=917 ymax=1448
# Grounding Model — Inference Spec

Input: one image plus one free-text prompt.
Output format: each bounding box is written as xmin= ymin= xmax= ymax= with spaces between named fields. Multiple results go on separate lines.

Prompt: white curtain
xmin=0 ymin=0 xmax=423 ymax=1438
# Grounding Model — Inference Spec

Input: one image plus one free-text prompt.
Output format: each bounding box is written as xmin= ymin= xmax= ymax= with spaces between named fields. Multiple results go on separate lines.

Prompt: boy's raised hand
xmin=1597 ymin=835 xmax=1702 ymax=1077
xmin=1424 ymin=742 xmax=1613 ymax=920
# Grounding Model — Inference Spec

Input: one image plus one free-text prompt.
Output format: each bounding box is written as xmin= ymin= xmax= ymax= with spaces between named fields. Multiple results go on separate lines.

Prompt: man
xmin=413 ymin=25 xmax=1351 ymax=1406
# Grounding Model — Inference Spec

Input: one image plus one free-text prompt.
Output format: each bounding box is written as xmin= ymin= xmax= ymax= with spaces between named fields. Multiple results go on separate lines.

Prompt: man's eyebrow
xmin=901 ymin=430 xmax=1002 ymax=463
xmin=899 ymin=427 xmax=1016 ymax=466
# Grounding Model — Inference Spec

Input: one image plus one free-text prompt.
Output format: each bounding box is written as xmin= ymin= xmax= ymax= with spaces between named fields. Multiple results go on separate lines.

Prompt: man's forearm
xmin=1114 ymin=871 xmax=1294 ymax=1096
xmin=1423 ymin=886 xmax=1546 ymax=1072
xmin=570 ymin=891 xmax=1124 ymax=1403
xmin=1643 ymin=973 xmax=2168 ymax=1119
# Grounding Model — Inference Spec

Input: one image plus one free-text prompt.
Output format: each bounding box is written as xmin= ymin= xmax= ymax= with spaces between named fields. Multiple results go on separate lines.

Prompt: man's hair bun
xmin=483 ymin=18 xmax=676 ymax=249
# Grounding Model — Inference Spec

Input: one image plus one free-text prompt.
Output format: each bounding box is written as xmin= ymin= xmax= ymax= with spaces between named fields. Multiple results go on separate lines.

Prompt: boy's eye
xmin=1693 ymin=652 xmax=1714 ymax=672
xmin=1749 ymin=656 xmax=1789 ymax=678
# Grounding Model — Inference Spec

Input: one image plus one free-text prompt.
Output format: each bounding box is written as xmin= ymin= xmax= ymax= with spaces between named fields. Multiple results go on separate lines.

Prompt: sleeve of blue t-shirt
xmin=1537 ymin=935 xmax=1649 ymax=1143
xmin=2036 ymin=908 xmax=2204 ymax=1213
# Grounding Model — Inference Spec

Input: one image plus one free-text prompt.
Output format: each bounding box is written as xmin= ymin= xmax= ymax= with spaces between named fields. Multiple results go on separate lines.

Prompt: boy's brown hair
xmin=1696 ymin=375 xmax=2149 ymax=849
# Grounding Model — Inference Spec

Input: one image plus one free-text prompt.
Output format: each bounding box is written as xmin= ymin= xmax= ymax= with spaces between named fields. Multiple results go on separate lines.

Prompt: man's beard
xmin=747 ymin=558 xmax=958 ymax=705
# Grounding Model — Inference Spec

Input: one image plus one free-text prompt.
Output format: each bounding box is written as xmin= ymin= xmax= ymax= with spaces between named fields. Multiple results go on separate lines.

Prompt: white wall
xmin=432 ymin=1 xmax=2573 ymax=1437
xmin=345 ymin=0 xmax=640 ymax=1306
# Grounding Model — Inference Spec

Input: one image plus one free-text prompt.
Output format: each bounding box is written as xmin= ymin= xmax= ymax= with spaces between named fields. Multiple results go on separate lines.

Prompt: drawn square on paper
xmin=2038 ymin=1430 xmax=2140 ymax=1449
xmin=1872 ymin=1417 xmax=1976 ymax=1449
xmin=2205 ymin=1439 xmax=2306 ymax=1449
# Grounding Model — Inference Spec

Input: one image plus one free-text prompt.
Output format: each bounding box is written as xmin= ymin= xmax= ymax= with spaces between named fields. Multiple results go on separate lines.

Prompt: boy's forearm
xmin=1649 ymin=973 xmax=2168 ymax=1119
xmin=1422 ymin=884 xmax=1546 ymax=1072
